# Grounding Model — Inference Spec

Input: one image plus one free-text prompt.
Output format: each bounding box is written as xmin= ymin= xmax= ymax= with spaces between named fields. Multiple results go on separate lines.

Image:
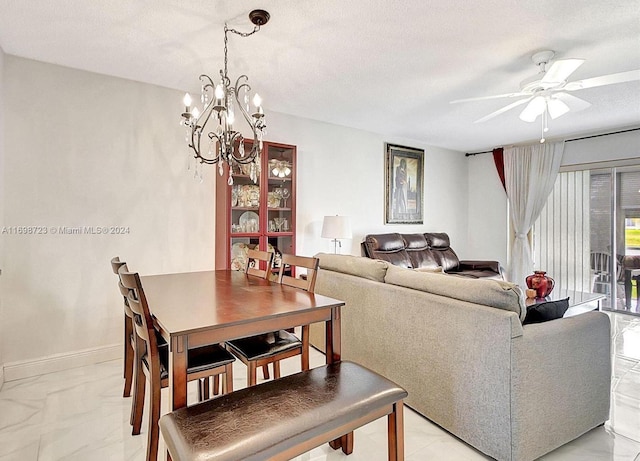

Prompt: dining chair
xmin=118 ymin=267 xmax=236 ymax=461
xmin=110 ymin=256 xmax=135 ymax=398
xmin=226 ymin=254 xmax=319 ymax=386
xmin=245 ymin=247 xmax=274 ymax=279
xmin=111 ymin=256 xmax=169 ymax=427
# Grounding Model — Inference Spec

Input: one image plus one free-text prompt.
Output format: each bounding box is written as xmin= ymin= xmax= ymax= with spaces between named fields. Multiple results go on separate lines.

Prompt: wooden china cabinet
xmin=215 ymin=140 xmax=296 ymax=275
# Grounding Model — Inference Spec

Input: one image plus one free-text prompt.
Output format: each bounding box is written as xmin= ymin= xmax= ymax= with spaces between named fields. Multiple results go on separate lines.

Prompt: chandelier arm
xmin=233 ymin=76 xmax=260 ymax=133
xmin=189 ymin=101 xmax=220 ymax=163
xmin=199 ymin=74 xmax=215 ymax=90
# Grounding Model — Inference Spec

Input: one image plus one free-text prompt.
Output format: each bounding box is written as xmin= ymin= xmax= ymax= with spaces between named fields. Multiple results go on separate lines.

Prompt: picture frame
xmin=384 ymin=143 xmax=424 ymax=224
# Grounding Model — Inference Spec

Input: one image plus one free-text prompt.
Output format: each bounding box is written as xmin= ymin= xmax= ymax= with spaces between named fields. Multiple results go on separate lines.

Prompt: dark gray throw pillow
xmin=523 ymin=298 xmax=570 ymax=325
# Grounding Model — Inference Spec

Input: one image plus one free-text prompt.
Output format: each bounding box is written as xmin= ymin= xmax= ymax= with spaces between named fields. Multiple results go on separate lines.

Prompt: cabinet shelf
xmin=231 ymin=207 xmax=260 ymax=211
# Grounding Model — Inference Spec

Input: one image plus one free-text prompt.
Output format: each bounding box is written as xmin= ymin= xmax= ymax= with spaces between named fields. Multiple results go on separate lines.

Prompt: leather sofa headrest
xmin=365 ymin=233 xmax=405 ymax=252
xmin=426 ymin=232 xmax=450 ymax=249
xmin=403 ymin=234 xmax=429 ymax=250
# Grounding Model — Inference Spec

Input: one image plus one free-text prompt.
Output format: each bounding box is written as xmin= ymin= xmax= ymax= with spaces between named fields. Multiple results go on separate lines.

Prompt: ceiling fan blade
xmin=542 ymin=59 xmax=585 ymax=83
xmin=547 ymin=98 xmax=570 ymax=119
xmin=451 ymin=92 xmax=529 ymax=104
xmin=554 ymin=92 xmax=592 ymax=112
xmin=519 ymin=96 xmax=547 ymax=122
xmin=564 ymin=69 xmax=640 ymax=90
xmin=473 ymin=97 xmax=532 ymax=123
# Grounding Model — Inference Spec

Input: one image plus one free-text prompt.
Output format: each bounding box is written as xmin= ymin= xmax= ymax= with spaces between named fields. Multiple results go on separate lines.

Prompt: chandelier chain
xmin=223 ymin=24 xmax=260 ymax=80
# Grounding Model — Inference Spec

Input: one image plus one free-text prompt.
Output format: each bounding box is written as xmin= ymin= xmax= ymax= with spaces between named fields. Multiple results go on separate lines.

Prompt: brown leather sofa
xmin=362 ymin=232 xmax=504 ymax=280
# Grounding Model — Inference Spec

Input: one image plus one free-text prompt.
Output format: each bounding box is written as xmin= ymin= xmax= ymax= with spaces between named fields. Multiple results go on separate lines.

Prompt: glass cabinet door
xmin=265 ymin=144 xmax=295 ymax=276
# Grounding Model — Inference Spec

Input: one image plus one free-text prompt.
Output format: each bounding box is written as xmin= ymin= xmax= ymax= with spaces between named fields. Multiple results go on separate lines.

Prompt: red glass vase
xmin=525 ymin=271 xmax=555 ymax=298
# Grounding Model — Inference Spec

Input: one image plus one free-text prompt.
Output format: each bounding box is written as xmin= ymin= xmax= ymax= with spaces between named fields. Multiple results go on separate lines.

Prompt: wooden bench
xmin=159 ymin=361 xmax=408 ymax=461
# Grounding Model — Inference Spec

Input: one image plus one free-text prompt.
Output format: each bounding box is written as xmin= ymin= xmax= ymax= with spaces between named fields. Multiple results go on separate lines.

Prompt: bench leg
xmin=388 ymin=401 xmax=404 ymax=461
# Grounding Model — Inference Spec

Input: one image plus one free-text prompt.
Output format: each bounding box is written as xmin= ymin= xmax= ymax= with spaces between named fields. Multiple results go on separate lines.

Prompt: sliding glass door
xmin=533 ymin=164 xmax=640 ymax=313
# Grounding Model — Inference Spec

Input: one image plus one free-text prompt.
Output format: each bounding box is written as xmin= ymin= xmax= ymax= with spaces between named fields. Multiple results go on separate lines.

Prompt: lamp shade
xmin=321 ymin=216 xmax=352 ymax=239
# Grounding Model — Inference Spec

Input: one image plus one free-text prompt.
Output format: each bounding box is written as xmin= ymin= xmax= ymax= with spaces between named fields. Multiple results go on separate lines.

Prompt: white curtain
xmin=504 ymin=141 xmax=565 ymax=287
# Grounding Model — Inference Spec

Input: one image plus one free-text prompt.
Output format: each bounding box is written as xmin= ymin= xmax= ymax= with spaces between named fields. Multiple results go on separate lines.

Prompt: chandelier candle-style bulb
xmin=252 ymin=93 xmax=264 ymax=118
xmin=179 ymin=9 xmax=270 ymax=182
xmin=214 ymin=85 xmax=225 ymax=110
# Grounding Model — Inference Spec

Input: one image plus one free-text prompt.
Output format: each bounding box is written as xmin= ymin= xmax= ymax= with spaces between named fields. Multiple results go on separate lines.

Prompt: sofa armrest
xmin=510 ymin=312 xmax=611 ymax=460
xmin=458 ymin=260 xmax=503 ymax=274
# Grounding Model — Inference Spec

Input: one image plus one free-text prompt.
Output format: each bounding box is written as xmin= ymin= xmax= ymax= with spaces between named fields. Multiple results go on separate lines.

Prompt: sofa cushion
xmin=424 ymin=233 xmax=461 ymax=271
xmin=315 ymin=253 xmax=389 ymax=283
xmin=363 ymin=233 xmax=412 ymax=268
xmin=384 ymin=265 xmax=526 ymax=321
xmin=403 ymin=234 xmax=440 ymax=269
xmin=425 ymin=232 xmax=450 ymax=249
xmin=414 ymin=266 xmax=444 ymax=273
xmin=523 ymin=298 xmax=570 ymax=324
xmin=452 ymin=269 xmax=504 ymax=280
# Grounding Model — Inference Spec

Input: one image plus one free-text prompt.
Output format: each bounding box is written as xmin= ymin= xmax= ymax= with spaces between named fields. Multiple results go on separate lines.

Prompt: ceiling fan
xmin=451 ymin=50 xmax=640 ymax=141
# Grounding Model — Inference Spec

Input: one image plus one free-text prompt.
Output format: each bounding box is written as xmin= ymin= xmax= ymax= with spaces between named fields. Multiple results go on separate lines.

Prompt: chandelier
xmin=180 ymin=9 xmax=270 ymax=184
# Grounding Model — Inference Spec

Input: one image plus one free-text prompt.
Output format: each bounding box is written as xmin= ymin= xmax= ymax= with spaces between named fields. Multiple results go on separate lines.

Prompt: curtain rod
xmin=464 ymin=127 xmax=640 ymax=157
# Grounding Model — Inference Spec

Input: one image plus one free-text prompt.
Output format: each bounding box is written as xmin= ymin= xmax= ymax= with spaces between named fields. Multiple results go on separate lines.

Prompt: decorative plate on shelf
xmin=267 ymin=192 xmax=281 ymax=208
xmin=230 ymin=242 xmax=250 ymax=271
xmin=237 ymin=185 xmax=260 ymax=207
xmin=239 ymin=211 xmax=259 ymax=233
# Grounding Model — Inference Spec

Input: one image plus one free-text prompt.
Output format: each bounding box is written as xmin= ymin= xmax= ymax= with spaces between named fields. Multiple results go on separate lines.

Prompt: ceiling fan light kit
xmin=451 ymin=49 xmax=640 ymax=142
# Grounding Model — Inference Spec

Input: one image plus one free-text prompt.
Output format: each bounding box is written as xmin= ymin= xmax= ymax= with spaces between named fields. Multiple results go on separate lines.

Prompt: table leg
xmin=169 ymin=335 xmax=188 ymax=410
xmin=327 ymin=305 xmax=350 ymax=449
xmin=325 ymin=305 xmax=342 ymax=365
xmin=625 ymin=270 xmax=632 ymax=309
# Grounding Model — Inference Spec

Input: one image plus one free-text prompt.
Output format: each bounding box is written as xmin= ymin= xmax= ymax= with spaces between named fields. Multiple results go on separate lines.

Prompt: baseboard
xmin=3 ymin=343 xmax=121 ymax=382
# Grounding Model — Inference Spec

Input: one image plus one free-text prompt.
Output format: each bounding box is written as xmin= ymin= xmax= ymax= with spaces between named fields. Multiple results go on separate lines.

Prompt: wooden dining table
xmin=141 ymin=269 xmax=345 ymax=412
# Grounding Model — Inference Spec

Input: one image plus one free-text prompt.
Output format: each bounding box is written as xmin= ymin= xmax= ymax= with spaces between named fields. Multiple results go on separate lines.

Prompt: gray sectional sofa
xmin=309 ymin=253 xmax=611 ymax=461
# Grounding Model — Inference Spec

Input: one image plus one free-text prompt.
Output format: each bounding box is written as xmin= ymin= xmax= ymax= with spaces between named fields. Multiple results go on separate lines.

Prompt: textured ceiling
xmin=1 ymin=0 xmax=639 ymax=152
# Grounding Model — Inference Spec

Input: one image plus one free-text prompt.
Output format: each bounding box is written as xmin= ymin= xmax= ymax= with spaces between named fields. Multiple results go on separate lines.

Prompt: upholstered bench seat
xmin=159 ymin=361 xmax=408 ymax=461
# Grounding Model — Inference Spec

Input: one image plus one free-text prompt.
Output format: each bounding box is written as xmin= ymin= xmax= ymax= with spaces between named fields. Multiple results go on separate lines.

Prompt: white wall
xmin=562 ymin=129 xmax=640 ymax=166
xmin=0 ymin=46 xmax=5 ymax=387
xmin=1 ymin=56 xmax=470 ymax=376
xmin=264 ymin=112 xmax=469 ymax=257
xmin=465 ymin=153 xmax=508 ymax=265
xmin=2 ymin=56 xmax=215 ymax=373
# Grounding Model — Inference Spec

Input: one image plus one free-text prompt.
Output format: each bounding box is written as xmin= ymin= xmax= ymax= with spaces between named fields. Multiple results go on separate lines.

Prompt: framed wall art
xmin=384 ymin=143 xmax=424 ymax=224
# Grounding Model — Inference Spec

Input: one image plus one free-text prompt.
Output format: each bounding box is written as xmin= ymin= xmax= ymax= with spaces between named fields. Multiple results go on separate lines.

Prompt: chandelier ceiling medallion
xmin=180 ymin=9 xmax=270 ymax=184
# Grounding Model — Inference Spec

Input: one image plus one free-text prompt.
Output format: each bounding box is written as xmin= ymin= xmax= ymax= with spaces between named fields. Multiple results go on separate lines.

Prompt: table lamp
xmin=321 ymin=215 xmax=352 ymax=254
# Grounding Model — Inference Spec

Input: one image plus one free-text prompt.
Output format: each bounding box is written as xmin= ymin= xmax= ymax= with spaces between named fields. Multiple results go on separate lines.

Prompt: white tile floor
xmin=1 ymin=312 xmax=639 ymax=461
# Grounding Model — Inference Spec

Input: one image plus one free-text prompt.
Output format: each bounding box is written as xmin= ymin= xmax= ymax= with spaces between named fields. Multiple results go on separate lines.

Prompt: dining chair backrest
xmin=111 ymin=256 xmax=133 ymax=316
xmin=278 ymin=254 xmax=319 ymax=292
xmin=245 ymin=248 xmax=274 ymax=279
xmin=118 ymin=268 xmax=160 ymax=358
